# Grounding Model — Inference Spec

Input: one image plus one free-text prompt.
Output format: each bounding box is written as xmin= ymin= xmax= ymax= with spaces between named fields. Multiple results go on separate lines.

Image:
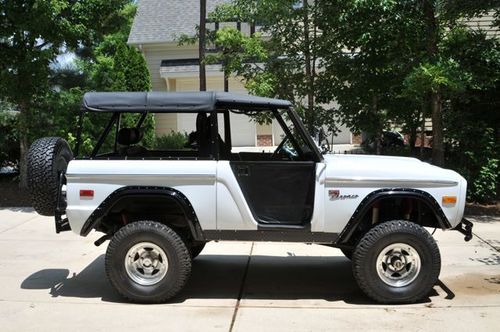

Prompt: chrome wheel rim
xmin=376 ymin=243 xmax=421 ymax=287
xmin=125 ymin=242 xmax=168 ymax=286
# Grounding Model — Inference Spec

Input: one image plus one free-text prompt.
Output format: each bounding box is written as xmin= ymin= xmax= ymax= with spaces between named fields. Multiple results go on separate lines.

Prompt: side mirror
xmin=318 ymin=128 xmax=331 ymax=154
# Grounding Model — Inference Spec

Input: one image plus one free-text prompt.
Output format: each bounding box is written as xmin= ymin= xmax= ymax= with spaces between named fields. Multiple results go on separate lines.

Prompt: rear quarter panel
xmin=65 ymin=160 xmax=217 ymax=235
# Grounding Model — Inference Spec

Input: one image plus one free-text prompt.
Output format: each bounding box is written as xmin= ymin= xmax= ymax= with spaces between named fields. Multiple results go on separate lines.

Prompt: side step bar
xmin=454 ymin=218 xmax=473 ymax=242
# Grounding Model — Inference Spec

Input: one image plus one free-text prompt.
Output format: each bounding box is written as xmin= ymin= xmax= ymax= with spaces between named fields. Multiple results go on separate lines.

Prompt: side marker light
xmin=442 ymin=196 xmax=457 ymax=205
xmin=80 ymin=189 xmax=94 ymax=198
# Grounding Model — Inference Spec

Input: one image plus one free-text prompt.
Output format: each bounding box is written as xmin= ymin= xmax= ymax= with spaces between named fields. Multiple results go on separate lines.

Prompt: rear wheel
xmin=105 ymin=221 xmax=192 ymax=303
xmin=352 ymin=220 xmax=440 ymax=304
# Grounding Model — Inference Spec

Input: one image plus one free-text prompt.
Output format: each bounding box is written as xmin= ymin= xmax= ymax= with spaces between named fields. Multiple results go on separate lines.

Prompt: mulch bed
xmin=1 ymin=173 xmax=499 ymax=216
xmin=465 ymin=202 xmax=500 ymax=216
xmin=0 ymin=175 xmax=31 ymax=207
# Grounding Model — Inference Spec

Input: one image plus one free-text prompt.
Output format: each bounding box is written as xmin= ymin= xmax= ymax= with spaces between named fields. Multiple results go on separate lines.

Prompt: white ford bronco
xmin=27 ymin=91 xmax=473 ymax=304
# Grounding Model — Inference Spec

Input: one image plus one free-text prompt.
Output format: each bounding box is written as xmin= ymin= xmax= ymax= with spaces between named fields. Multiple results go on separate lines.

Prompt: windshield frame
xmin=284 ymin=107 xmax=323 ymax=162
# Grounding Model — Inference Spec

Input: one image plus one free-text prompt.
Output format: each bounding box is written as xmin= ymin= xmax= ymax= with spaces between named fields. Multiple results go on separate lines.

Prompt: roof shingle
xmin=128 ymin=0 xmax=231 ymax=45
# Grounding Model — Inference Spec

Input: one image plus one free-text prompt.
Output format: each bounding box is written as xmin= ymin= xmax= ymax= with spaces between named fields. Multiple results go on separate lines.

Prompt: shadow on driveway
xmin=20 ymin=255 xmax=121 ymax=302
xmin=21 ymin=254 xmax=447 ymax=304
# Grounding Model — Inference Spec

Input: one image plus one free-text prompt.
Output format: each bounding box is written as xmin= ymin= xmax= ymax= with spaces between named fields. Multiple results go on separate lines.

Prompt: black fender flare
xmin=80 ymin=186 xmax=204 ymax=240
xmin=337 ymin=188 xmax=451 ymax=244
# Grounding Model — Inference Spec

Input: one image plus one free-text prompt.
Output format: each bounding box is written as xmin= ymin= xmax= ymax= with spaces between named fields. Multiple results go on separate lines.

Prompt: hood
xmin=323 ymin=154 xmax=464 ymax=187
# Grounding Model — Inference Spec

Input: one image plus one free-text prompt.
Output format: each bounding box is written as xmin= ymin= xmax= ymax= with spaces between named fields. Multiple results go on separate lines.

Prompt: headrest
xmin=196 ymin=112 xmax=208 ymax=133
xmin=117 ymin=128 xmax=143 ymax=146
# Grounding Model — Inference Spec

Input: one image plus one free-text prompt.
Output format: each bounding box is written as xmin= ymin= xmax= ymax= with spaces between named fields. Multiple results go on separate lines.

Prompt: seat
xmin=117 ymin=128 xmax=143 ymax=146
xmin=187 ymin=113 xmax=230 ymax=159
xmin=117 ymin=128 xmax=147 ymax=156
xmin=195 ymin=113 xmax=211 ymax=157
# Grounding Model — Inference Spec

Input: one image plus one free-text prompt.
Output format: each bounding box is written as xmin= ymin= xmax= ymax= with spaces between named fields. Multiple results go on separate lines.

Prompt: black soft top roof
xmin=82 ymin=91 xmax=292 ymax=112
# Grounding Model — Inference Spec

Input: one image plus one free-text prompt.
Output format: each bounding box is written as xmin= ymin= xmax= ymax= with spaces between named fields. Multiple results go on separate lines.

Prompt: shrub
xmin=0 ymin=109 xmax=19 ymax=167
xmin=472 ymin=157 xmax=498 ymax=203
xmin=154 ymin=132 xmax=188 ymax=150
xmin=446 ymin=123 xmax=499 ymax=204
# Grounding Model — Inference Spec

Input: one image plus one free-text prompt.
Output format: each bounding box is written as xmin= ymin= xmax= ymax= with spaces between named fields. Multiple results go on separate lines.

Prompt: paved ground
xmin=0 ymin=208 xmax=498 ymax=331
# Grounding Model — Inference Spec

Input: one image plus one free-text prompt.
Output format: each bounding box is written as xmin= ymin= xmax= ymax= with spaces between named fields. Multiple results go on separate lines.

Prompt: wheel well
xmin=338 ymin=189 xmax=449 ymax=246
xmin=82 ymin=186 xmax=203 ymax=242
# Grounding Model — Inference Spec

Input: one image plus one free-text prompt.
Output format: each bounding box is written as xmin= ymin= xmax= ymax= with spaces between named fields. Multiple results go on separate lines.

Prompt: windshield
xmin=218 ymin=108 xmax=320 ymax=162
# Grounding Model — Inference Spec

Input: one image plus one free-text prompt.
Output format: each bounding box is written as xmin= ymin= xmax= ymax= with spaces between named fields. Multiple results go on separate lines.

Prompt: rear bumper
xmin=54 ymin=172 xmax=71 ymax=233
xmin=453 ymin=218 xmax=473 ymax=242
xmin=55 ymin=212 xmax=71 ymax=233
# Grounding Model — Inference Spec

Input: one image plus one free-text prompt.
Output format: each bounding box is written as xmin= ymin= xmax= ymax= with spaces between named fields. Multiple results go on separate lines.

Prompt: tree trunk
xmin=422 ymin=0 xmax=444 ymax=166
xmin=371 ymin=94 xmax=382 ymax=155
xmin=199 ymin=0 xmax=207 ymax=91
xmin=303 ymin=0 xmax=315 ymax=134
xmin=409 ymin=124 xmax=417 ymax=154
xmin=375 ymin=134 xmax=382 ymax=155
xmin=431 ymin=91 xmax=444 ymax=166
xmin=420 ymin=104 xmax=426 ymax=159
xmin=19 ymin=133 xmax=29 ymax=189
xmin=224 ymin=69 xmax=229 ymax=92
xmin=17 ymin=106 xmax=29 ymax=189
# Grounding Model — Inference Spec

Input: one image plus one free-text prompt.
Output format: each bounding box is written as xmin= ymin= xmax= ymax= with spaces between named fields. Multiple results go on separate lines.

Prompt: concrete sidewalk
xmin=0 ymin=208 xmax=498 ymax=331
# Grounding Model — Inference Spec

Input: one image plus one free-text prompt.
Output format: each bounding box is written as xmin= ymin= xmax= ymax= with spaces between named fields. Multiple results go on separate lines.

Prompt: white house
xmin=127 ymin=0 xmax=354 ymax=147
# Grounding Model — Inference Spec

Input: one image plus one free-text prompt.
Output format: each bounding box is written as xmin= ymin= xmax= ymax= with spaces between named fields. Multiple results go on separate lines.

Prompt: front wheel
xmin=352 ymin=220 xmax=441 ymax=304
xmin=341 ymin=248 xmax=353 ymax=260
xmin=105 ymin=221 xmax=192 ymax=303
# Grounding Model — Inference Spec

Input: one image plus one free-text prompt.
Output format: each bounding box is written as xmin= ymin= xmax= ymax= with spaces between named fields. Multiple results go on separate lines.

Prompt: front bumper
xmin=454 ymin=218 xmax=473 ymax=242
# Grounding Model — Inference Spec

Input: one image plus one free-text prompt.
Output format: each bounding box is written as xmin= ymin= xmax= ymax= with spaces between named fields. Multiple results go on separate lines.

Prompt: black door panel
xmin=230 ymin=161 xmax=316 ymax=226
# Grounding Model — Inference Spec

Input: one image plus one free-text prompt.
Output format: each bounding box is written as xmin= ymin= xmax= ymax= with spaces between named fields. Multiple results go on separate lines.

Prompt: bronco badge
xmin=329 ymin=190 xmax=359 ymax=200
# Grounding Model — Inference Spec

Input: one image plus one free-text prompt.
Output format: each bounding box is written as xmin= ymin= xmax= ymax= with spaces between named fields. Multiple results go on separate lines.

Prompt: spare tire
xmin=27 ymin=137 xmax=73 ymax=216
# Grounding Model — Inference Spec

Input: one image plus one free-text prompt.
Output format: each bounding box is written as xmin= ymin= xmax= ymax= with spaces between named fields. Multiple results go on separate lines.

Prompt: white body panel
xmin=66 ymin=160 xmax=217 ymax=234
xmin=215 ymin=161 xmax=327 ymax=231
xmin=322 ymin=154 xmax=466 ymax=232
xmin=65 ymin=154 xmax=466 ymax=236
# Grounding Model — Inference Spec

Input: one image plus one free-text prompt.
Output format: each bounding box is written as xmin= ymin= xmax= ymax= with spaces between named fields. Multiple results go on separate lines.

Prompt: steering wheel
xmin=272 ymin=138 xmax=298 ymax=160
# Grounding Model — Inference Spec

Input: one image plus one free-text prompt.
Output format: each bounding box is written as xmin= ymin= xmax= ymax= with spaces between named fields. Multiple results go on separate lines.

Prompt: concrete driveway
xmin=0 ymin=208 xmax=498 ymax=331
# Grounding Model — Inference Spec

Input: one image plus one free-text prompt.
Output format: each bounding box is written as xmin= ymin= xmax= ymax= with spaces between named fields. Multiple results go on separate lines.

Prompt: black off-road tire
xmin=190 ymin=242 xmax=206 ymax=259
xmin=27 ymin=137 xmax=73 ymax=216
xmin=341 ymin=248 xmax=353 ymax=260
xmin=105 ymin=221 xmax=192 ymax=303
xmin=352 ymin=220 xmax=441 ymax=304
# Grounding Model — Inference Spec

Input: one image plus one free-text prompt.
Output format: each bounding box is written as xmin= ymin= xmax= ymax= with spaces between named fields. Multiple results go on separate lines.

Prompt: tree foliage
xmin=318 ymin=0 xmax=426 ymax=153
xmin=0 ymin=104 xmax=18 ymax=167
xmin=0 ymin=0 xmax=153 ymax=178
xmin=209 ymin=0 xmax=499 ymax=201
xmin=0 ymin=0 xmax=132 ymax=185
xmin=440 ymin=28 xmax=500 ymax=203
xmin=208 ymin=0 xmax=339 ymax=136
xmin=111 ymin=42 xmax=155 ymax=148
xmin=78 ymin=2 xmax=155 ymax=153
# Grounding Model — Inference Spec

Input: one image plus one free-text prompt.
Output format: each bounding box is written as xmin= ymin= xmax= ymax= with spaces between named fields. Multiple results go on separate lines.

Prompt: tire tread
xmin=352 ymin=220 xmax=441 ymax=304
xmin=27 ymin=137 xmax=72 ymax=216
xmin=105 ymin=220 xmax=192 ymax=303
